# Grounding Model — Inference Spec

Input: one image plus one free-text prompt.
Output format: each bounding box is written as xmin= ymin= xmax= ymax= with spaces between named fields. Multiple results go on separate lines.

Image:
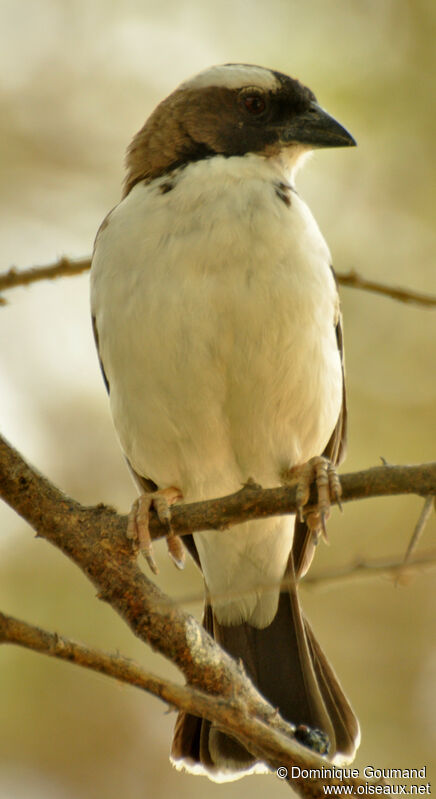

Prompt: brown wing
xmin=292 ymin=296 xmax=347 ymax=580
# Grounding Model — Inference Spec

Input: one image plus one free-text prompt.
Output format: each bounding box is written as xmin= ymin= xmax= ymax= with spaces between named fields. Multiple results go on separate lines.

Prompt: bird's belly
xmin=91 ymin=172 xmax=343 ymax=625
xmin=107 ymin=269 xmax=342 ymax=501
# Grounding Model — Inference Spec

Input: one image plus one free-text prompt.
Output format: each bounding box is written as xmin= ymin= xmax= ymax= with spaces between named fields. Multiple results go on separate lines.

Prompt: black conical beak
xmin=282 ymin=102 xmax=356 ymax=149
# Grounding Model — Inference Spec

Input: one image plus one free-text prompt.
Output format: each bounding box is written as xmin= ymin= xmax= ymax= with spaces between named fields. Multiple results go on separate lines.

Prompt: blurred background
xmin=0 ymin=0 xmax=435 ymax=797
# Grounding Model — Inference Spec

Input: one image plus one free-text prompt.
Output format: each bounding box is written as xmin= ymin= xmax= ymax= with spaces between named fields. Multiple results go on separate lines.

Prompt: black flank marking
xmin=159 ymin=180 xmax=174 ymax=194
xmin=275 ymin=181 xmax=292 ymax=207
xmin=329 ymin=264 xmax=339 ymax=289
xmin=91 ymin=315 xmax=110 ymax=395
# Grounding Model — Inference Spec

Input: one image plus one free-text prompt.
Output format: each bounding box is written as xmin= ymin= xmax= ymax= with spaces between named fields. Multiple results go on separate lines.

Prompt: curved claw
xmin=167 ymin=533 xmax=186 ymax=570
xmin=327 ymin=461 xmax=343 ymax=511
xmin=126 ymin=486 xmax=184 ymax=573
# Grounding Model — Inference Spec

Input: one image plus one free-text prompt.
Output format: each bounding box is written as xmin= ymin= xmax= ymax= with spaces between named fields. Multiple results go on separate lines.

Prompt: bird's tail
xmin=171 ymin=563 xmax=360 ymax=782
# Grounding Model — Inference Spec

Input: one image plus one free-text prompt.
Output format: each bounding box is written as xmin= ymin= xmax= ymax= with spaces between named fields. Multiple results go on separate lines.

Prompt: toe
xmin=293 ymin=461 xmax=313 ymax=522
xmin=127 ymin=486 xmax=184 ymax=574
xmin=153 ymin=494 xmax=172 ymax=526
xmin=127 ymin=494 xmax=159 ymax=574
xmin=153 ymin=487 xmax=185 ymax=571
xmin=284 ymin=456 xmax=341 ymax=536
xmin=327 ymin=462 xmax=343 ymax=510
xmin=126 ymin=498 xmax=139 ymax=541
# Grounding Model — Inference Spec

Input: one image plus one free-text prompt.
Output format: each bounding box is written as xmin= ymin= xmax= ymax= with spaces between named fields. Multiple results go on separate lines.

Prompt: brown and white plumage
xmin=91 ymin=63 xmax=359 ymax=780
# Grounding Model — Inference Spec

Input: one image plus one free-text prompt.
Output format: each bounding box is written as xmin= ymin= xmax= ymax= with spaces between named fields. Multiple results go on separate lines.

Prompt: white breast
xmin=91 ymin=153 xmax=342 ymax=626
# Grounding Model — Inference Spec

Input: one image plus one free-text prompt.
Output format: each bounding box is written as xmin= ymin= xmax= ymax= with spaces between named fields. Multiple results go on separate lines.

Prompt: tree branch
xmin=0 ymin=610 xmax=301 ymax=768
xmin=0 ymin=435 xmax=392 ymax=796
xmin=0 ymin=431 xmax=434 ymax=541
xmin=151 ymin=548 xmax=436 ymax=609
xmin=403 ymin=495 xmax=435 ymax=562
xmin=0 ymin=610 xmax=198 ymax=704
xmin=335 ymin=269 xmax=436 ymax=308
xmin=1 ymin=256 xmax=435 ymax=308
xmin=1 ymin=435 xmax=433 ymax=793
xmin=0 ymin=610 xmax=383 ymax=795
xmin=301 ymin=549 xmax=436 ymax=591
xmin=0 ymin=256 xmax=91 ymax=303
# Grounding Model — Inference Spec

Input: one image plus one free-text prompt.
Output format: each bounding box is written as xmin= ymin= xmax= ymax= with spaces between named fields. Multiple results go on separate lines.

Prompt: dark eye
xmin=242 ymin=93 xmax=266 ymax=115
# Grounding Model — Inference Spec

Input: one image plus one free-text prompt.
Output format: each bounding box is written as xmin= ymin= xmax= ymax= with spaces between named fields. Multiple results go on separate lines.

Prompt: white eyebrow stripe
xmin=178 ymin=64 xmax=281 ymax=92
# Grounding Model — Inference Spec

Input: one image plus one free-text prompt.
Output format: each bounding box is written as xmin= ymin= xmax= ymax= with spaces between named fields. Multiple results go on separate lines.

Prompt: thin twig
xmin=0 ymin=256 xmax=91 ymax=302
xmin=302 ymin=549 xmax=436 ymax=591
xmin=153 ymin=548 xmax=436 ymax=608
xmin=403 ymin=496 xmax=434 ymax=563
xmin=0 ymin=611 xmax=337 ymax=791
xmin=0 ymin=610 xmax=272 ymax=731
xmin=0 ymin=611 xmax=195 ymax=703
xmin=1 ymin=256 xmax=435 ymax=308
xmin=335 ymin=269 xmax=436 ymax=308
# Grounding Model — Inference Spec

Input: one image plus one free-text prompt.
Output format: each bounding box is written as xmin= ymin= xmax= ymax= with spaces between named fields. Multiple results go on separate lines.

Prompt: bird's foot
xmin=286 ymin=456 xmax=342 ymax=539
xmin=126 ymin=486 xmax=185 ymax=574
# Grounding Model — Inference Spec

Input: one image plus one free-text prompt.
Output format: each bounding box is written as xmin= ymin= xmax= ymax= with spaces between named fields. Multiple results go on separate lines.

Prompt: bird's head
xmin=124 ymin=64 xmax=356 ymax=196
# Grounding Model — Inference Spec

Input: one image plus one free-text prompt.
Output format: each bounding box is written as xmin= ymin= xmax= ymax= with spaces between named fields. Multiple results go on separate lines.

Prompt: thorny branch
xmin=0 ymin=428 xmax=434 ymax=542
xmin=0 ymin=611 xmax=377 ymax=797
xmin=0 ymin=432 xmax=435 ymax=793
xmin=0 ymin=432 xmax=395 ymax=797
xmin=0 ymin=610 xmax=313 ymax=771
xmin=1 ymin=255 xmax=435 ymax=308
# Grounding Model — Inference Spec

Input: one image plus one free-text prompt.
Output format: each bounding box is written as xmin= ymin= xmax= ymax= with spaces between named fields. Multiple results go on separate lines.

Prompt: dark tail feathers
xmin=171 ymin=579 xmax=359 ymax=781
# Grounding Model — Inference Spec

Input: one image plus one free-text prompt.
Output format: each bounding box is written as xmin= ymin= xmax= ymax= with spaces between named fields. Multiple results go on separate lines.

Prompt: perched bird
xmin=91 ymin=63 xmax=360 ymax=781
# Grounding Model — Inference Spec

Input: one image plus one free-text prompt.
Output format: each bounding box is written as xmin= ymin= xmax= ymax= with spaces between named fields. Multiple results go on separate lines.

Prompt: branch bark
xmin=0 ymin=431 xmax=434 ymax=541
xmin=1 ymin=433 xmax=433 ymax=794
xmin=1 ymin=256 xmax=435 ymax=308
xmin=0 ymin=610 xmax=307 ymax=771
xmin=0 ymin=256 xmax=90 ymax=301
xmin=0 ymin=610 xmax=381 ymax=795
